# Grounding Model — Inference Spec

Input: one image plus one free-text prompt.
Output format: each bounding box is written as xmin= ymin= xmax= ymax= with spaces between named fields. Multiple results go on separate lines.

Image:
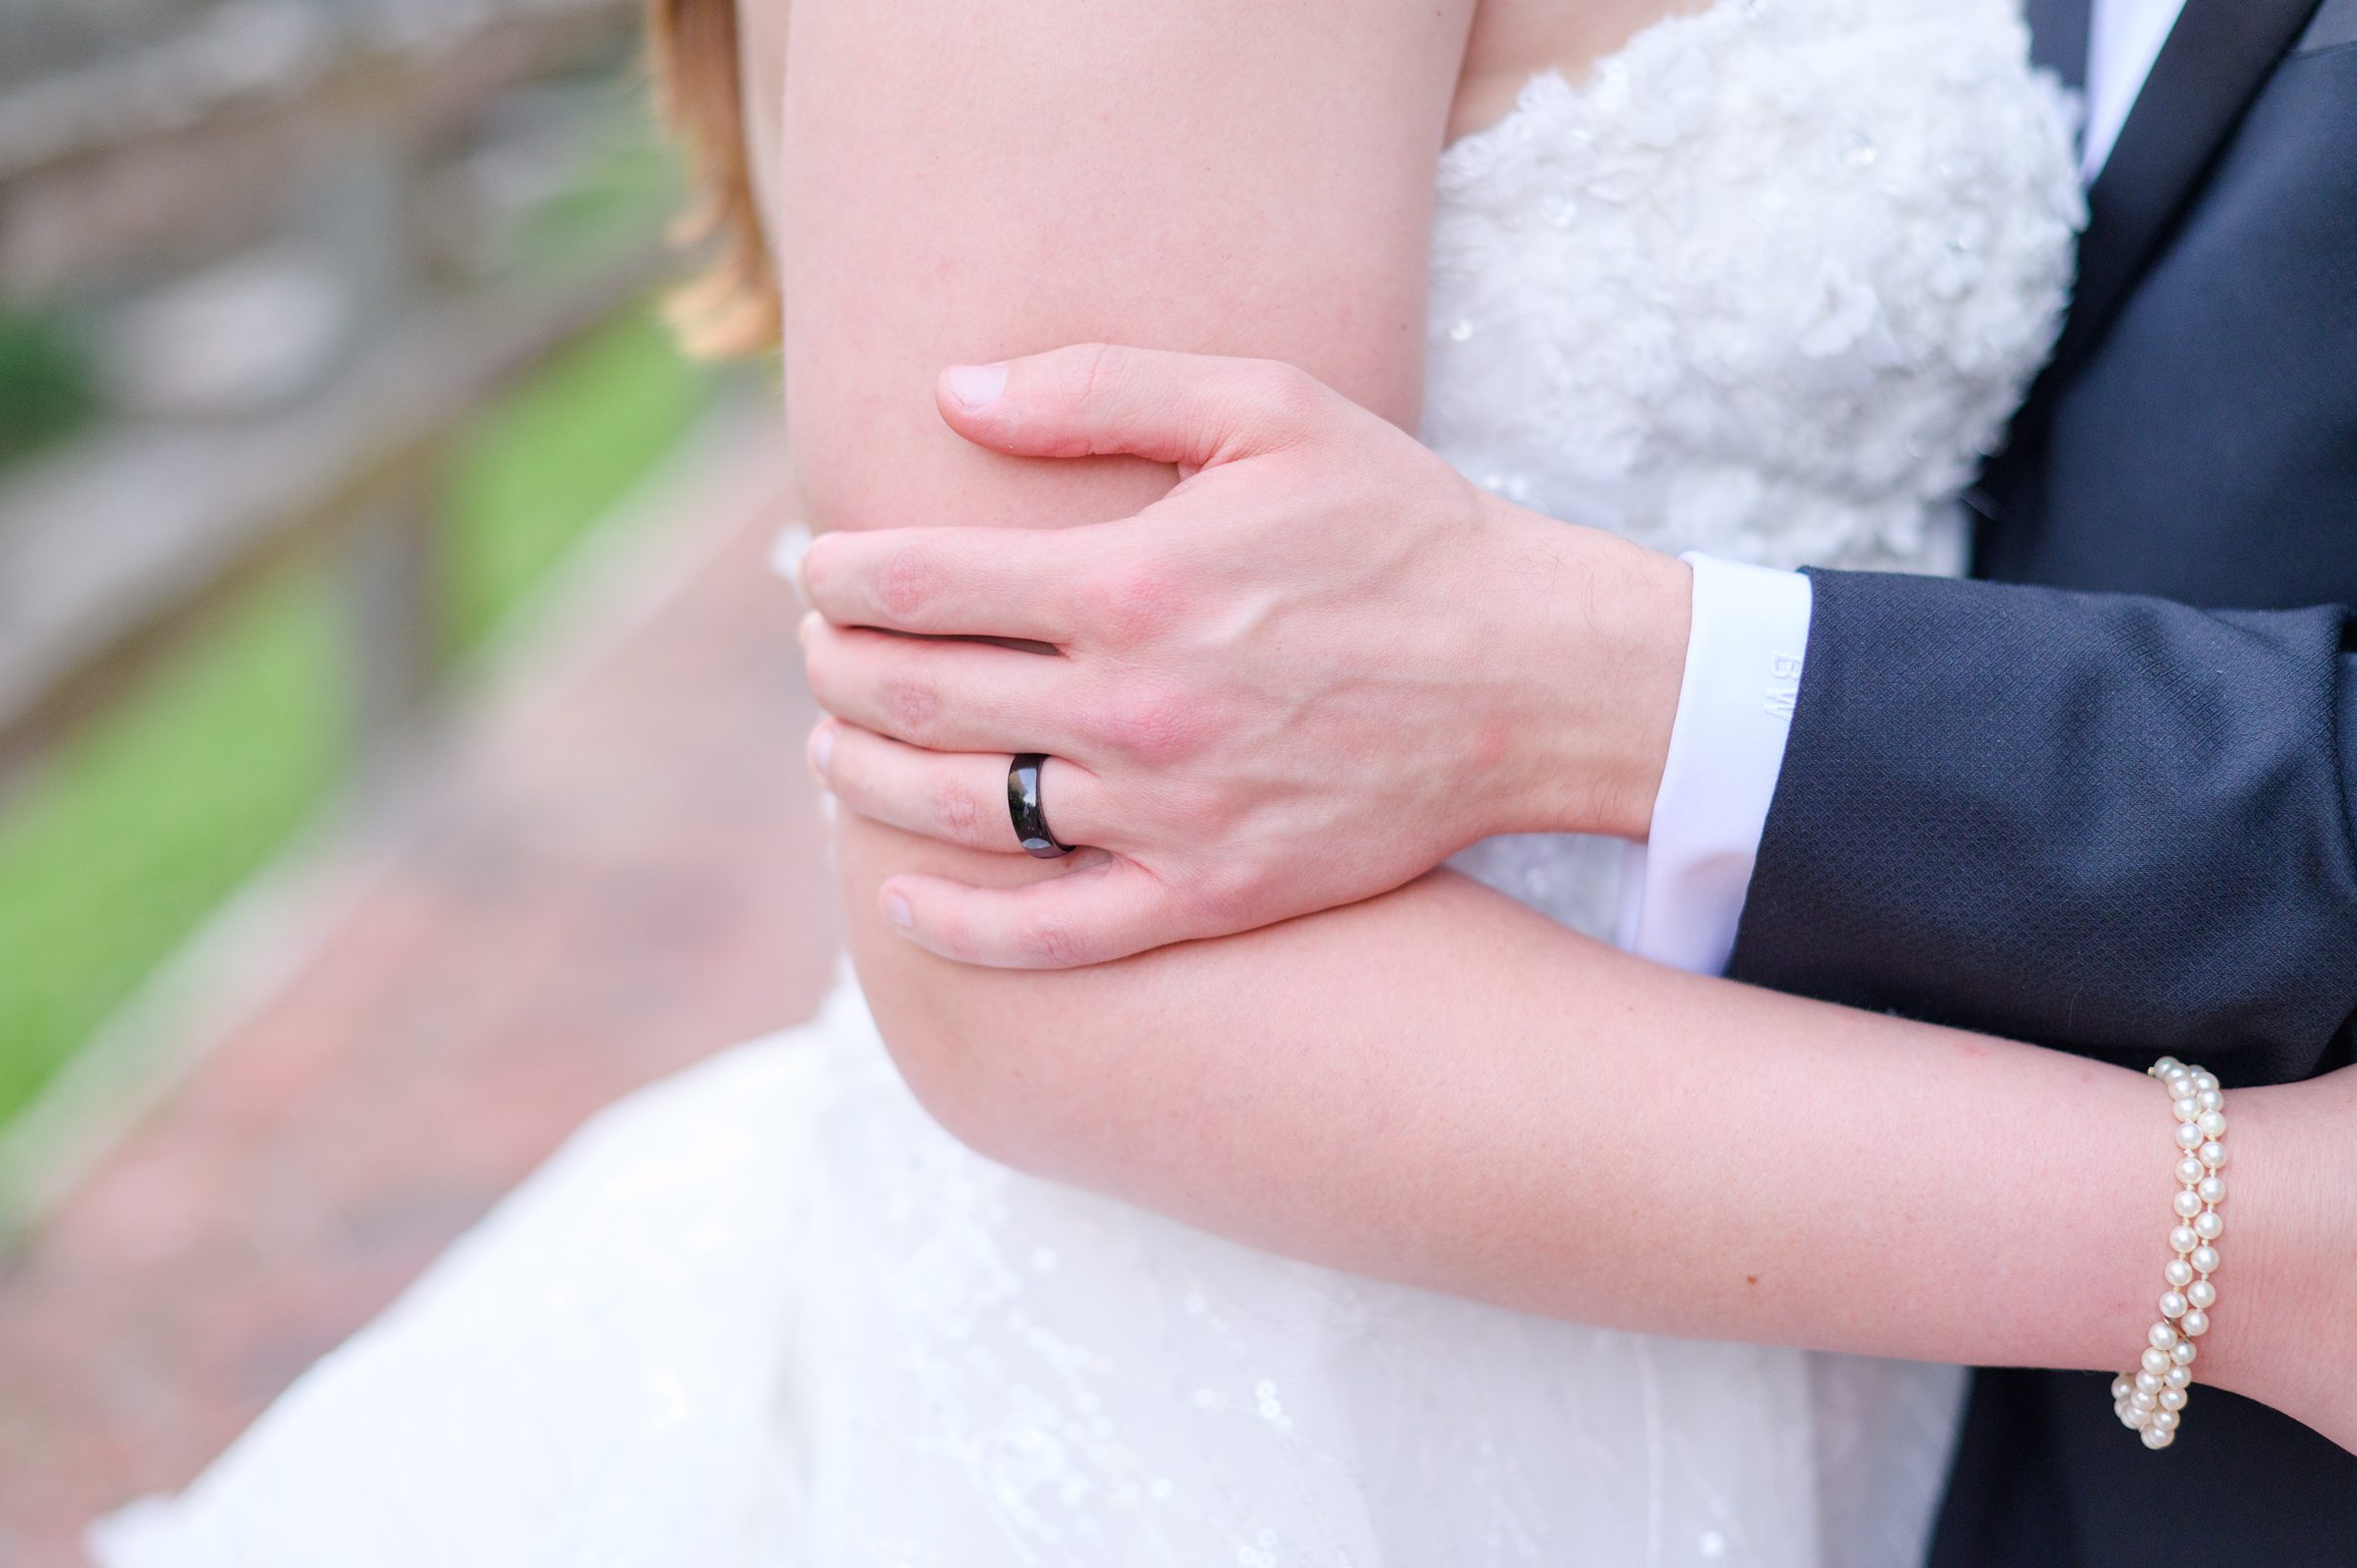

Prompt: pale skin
xmin=765 ymin=0 xmax=2357 ymax=1451
xmin=798 ymin=346 xmax=1688 ymax=966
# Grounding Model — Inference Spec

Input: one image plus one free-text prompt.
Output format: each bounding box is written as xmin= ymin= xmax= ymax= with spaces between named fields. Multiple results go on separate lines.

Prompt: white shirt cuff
xmin=1616 ymin=555 xmax=1813 ymax=975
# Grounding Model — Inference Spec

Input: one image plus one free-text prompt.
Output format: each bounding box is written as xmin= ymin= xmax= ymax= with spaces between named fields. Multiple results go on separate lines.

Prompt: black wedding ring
xmin=1008 ymin=753 xmax=1073 ymax=858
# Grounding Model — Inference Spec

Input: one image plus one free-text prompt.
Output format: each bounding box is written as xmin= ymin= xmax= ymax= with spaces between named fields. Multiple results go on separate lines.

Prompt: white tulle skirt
xmin=94 ymin=975 xmax=1964 ymax=1567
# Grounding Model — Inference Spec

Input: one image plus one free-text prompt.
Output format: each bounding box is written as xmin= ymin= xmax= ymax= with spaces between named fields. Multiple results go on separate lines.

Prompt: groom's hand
xmin=797 ymin=344 xmax=1690 ymax=968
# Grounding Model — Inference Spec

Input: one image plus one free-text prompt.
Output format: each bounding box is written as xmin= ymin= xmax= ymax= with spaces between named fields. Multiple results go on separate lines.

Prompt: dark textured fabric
xmin=1934 ymin=1371 xmax=2357 ymax=1568
xmin=2298 ymin=0 xmax=2357 ymax=54
xmin=1727 ymin=24 xmax=2357 ymax=1568
xmin=2035 ymin=0 xmax=2323 ymax=396
xmin=2025 ymin=0 xmax=2090 ymax=88
xmin=1741 ymin=572 xmax=2357 ymax=1078
xmin=1982 ymin=39 xmax=2357 ymax=604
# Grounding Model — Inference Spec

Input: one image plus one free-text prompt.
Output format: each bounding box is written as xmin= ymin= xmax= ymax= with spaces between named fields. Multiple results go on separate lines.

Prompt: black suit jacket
xmin=1726 ymin=1 xmax=2357 ymax=1562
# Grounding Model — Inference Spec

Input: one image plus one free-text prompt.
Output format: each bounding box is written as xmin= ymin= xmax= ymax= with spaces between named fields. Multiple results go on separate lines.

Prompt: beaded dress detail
xmin=94 ymin=1 xmax=2079 ymax=1564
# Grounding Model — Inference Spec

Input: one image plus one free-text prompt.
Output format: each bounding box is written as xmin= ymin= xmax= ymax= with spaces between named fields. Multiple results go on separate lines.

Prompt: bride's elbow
xmin=852 ymin=953 xmax=1081 ymax=1177
xmin=829 ymin=811 xmax=1150 ymax=1178
xmin=831 ymin=825 xmax=1078 ymax=1170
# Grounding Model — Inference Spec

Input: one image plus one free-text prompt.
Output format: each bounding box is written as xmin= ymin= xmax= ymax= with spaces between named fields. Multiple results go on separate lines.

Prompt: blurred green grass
xmin=445 ymin=304 xmax=714 ymax=650
xmin=0 ymin=312 xmax=101 ymax=467
xmin=0 ymin=303 xmax=716 ymax=1129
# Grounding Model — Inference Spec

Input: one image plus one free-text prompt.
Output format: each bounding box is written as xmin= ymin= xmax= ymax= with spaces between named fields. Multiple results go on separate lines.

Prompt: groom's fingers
xmin=813 ymin=721 xmax=1111 ymax=855
xmin=799 ymin=525 xmax=1082 ymax=642
xmin=935 ymin=344 xmax=1338 ymax=470
xmin=801 ymin=619 xmax=1086 ymax=757
xmin=877 ymin=860 xmax=1175 ymax=969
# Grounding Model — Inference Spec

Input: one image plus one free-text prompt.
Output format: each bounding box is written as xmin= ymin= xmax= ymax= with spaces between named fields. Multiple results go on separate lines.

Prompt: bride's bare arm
xmin=776 ymin=0 xmax=2355 ymax=1444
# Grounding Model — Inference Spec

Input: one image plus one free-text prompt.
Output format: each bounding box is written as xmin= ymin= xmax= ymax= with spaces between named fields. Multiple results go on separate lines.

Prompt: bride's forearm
xmin=845 ymin=828 xmax=2354 ymax=1441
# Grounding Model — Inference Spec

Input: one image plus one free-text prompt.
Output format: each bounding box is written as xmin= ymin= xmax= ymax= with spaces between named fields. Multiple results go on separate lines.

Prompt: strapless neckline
xmin=1442 ymin=0 xmax=1746 ymax=161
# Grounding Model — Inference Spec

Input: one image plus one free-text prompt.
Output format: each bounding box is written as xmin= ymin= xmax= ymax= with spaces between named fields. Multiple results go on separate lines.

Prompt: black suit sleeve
xmin=1726 ymin=568 xmax=2357 ymax=1084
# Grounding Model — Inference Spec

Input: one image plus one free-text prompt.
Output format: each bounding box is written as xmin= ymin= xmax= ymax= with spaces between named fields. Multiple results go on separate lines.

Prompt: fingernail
xmin=769 ymin=522 xmax=812 ymax=592
xmin=881 ymin=890 xmax=913 ymax=929
xmin=944 ymin=362 xmax=1008 ymax=411
xmin=807 ymin=722 xmax=835 ymax=778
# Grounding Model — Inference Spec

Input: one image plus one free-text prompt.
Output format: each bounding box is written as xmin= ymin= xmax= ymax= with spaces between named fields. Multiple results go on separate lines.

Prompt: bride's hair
xmin=646 ymin=0 xmax=780 ymax=355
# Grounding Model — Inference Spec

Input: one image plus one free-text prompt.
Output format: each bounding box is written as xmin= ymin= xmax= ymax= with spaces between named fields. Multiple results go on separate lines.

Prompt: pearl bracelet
xmin=2112 ymin=1055 xmax=2228 ymax=1449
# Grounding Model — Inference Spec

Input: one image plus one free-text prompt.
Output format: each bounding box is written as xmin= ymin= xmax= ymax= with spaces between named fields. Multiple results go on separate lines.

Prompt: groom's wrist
xmin=1487 ymin=507 xmax=1689 ymax=844
xmin=1582 ymin=538 xmax=1691 ymax=841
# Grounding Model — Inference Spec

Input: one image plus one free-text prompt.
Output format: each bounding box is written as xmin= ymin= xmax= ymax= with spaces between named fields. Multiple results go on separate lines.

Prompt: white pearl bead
xmin=2149 ymin=1322 xmax=2178 ymax=1350
xmin=2172 ymin=1096 xmax=2201 ymax=1122
xmin=2197 ymin=1088 xmax=2222 ymax=1111
xmin=2135 ymin=1369 xmax=2164 ymax=1394
xmin=2190 ymin=1245 xmax=2220 ymax=1274
xmin=2200 ymin=1140 xmax=2227 ymax=1169
xmin=2193 ymin=1209 xmax=2223 ymax=1240
xmin=2166 ymin=1075 xmax=2195 ymax=1100
xmin=2173 ymin=1188 xmax=2204 ymax=1217
xmin=2175 ymin=1156 xmax=2206 ymax=1184
xmin=2165 ymin=1364 xmax=2193 ymax=1389
xmin=2130 ymin=1387 xmax=2159 ymax=1411
xmin=2174 ymin=1121 xmax=2205 ymax=1150
xmin=2141 ymin=1424 xmax=2173 ymax=1448
xmin=2112 ymin=1375 xmax=2135 ymax=1400
xmin=2160 ymin=1386 xmax=2188 ymax=1411
xmin=2154 ymin=1056 xmax=2183 ymax=1074
xmin=2197 ymin=1109 xmax=2226 ymax=1138
xmin=2151 ymin=1408 xmax=2179 ymax=1433
xmin=2187 ymin=1279 xmax=2216 ymax=1310
xmin=2170 ymin=1225 xmax=2200 ymax=1254
xmin=2197 ymin=1175 xmax=2225 ymax=1206
xmin=2142 ymin=1346 xmax=2172 ymax=1376
xmin=2159 ymin=1290 xmax=2188 ymax=1319
xmin=2192 ymin=1072 xmax=2219 ymax=1094
xmin=2180 ymin=1308 xmax=2210 ymax=1337
xmin=2171 ymin=1340 xmax=2198 ymax=1366
xmin=2165 ymin=1258 xmax=2194 ymax=1287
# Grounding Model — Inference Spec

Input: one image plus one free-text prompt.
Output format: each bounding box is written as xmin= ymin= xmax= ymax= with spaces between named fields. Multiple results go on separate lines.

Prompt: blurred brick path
xmin=0 ymin=418 xmax=838 ymax=1567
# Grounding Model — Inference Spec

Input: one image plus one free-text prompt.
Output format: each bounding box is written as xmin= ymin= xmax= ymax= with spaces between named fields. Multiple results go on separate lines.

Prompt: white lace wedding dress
xmin=93 ymin=2 xmax=2080 ymax=1563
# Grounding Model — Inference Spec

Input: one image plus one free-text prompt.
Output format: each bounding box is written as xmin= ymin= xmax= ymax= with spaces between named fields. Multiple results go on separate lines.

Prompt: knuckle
xmin=1249 ymin=359 xmax=1323 ymax=423
xmin=876 ymin=541 xmax=945 ymax=621
xmin=882 ymin=675 xmax=939 ymax=737
xmin=1079 ymin=561 xmax=1182 ymax=646
xmin=1022 ymin=344 xmax=1127 ymax=460
xmin=1092 ymin=682 xmax=1204 ymax=766
xmin=1071 ymin=342 xmax=1123 ymax=410
xmin=1020 ymin=912 xmax=1086 ymax=968
xmin=929 ymin=772 xmax=986 ymax=841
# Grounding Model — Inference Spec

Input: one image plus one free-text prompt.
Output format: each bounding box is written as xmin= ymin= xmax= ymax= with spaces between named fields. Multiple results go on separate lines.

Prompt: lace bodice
xmin=1435 ymin=0 xmax=2081 ymax=935
xmin=1425 ymin=0 xmax=2079 ymax=569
